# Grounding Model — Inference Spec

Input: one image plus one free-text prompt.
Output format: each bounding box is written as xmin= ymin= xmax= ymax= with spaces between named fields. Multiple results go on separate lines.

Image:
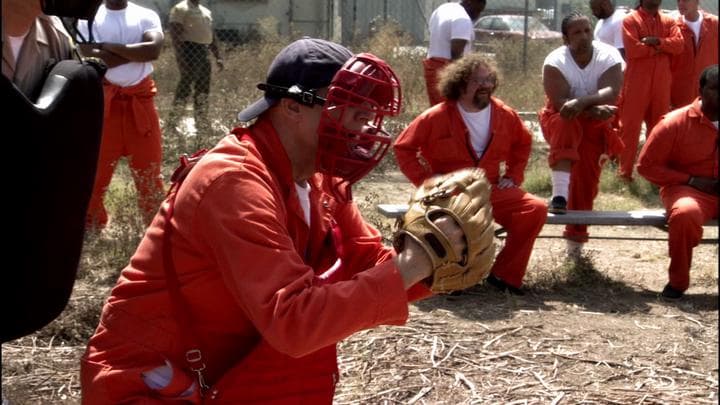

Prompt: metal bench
xmin=376 ymin=204 xmax=719 ymax=243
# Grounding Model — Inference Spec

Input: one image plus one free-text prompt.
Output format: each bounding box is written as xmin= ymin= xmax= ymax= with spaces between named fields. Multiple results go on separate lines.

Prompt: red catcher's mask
xmin=316 ymin=53 xmax=401 ymax=201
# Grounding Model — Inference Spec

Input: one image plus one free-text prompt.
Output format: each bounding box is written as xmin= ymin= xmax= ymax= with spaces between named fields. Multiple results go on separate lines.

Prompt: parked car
xmin=474 ymin=15 xmax=562 ymax=43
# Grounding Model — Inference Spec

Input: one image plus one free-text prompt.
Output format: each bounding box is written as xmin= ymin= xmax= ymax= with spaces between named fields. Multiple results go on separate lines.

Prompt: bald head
xmin=461 ymin=0 xmax=486 ymax=21
xmin=590 ymin=0 xmax=615 ymax=19
xmin=700 ymin=65 xmax=718 ymax=121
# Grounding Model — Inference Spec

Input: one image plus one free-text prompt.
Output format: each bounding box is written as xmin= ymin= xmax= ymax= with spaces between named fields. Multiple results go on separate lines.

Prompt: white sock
xmin=566 ymin=240 xmax=584 ymax=261
xmin=551 ymin=171 xmax=570 ymax=199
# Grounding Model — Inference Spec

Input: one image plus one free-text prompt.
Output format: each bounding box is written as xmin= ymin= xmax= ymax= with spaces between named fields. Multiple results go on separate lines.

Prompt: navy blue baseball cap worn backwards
xmin=237 ymin=37 xmax=354 ymax=122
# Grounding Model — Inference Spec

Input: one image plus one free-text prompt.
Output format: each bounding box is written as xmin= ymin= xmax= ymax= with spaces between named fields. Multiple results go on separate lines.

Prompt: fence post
xmin=523 ymin=0 xmax=529 ymax=74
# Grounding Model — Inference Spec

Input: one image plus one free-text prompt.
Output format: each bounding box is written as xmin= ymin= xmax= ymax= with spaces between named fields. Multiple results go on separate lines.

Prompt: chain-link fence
xmin=102 ymin=0 xmax=711 ymax=165
xmin=147 ymin=1 xmax=569 ymax=153
xmin=72 ymin=0 xmax=717 ymax=153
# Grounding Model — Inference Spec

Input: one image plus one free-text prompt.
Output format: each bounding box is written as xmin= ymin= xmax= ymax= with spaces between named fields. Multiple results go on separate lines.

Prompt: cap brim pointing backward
xmin=237 ymin=94 xmax=278 ymax=123
xmin=236 ymin=37 xmax=353 ymax=123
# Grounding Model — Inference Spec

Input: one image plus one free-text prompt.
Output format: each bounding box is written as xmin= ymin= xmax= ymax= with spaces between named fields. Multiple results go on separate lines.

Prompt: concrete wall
xmin=210 ymin=0 xmax=330 ymax=38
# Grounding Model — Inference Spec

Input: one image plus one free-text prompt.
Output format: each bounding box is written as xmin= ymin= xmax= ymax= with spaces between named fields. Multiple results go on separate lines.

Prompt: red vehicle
xmin=474 ymin=14 xmax=562 ymax=43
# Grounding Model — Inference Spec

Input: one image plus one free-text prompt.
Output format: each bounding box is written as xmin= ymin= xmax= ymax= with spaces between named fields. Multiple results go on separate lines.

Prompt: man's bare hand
xmin=77 ymin=43 xmax=101 ymax=57
xmin=560 ymin=98 xmax=585 ymax=119
xmin=584 ymin=105 xmax=618 ymax=121
xmin=641 ymin=36 xmax=660 ymax=46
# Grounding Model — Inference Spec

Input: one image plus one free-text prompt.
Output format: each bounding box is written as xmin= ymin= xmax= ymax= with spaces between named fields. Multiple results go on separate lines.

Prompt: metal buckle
xmin=185 ymin=349 xmax=210 ymax=392
xmin=288 ymin=85 xmax=314 ymax=105
xmin=301 ymin=90 xmax=315 ymax=105
xmin=185 ymin=349 xmax=203 ymax=364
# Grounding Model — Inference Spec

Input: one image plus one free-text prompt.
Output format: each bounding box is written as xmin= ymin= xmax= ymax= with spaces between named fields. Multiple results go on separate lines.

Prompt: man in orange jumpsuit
xmin=539 ymin=12 xmax=624 ymax=256
xmin=424 ymin=0 xmax=486 ymax=106
xmin=76 ymin=0 xmax=166 ymax=230
xmin=616 ymin=0 xmax=683 ymax=181
xmin=637 ymin=64 xmax=718 ymax=299
xmin=394 ymin=53 xmax=548 ymax=295
xmin=80 ymin=38 xmax=466 ymax=403
xmin=669 ymin=0 xmax=718 ymax=108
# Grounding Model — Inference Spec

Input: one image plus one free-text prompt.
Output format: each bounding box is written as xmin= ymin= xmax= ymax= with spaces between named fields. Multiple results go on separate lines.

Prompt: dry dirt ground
xmin=2 ymin=170 xmax=718 ymax=404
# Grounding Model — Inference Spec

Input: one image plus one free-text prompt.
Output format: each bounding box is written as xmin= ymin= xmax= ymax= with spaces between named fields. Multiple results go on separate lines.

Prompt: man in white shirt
xmin=423 ymin=0 xmax=485 ymax=106
xmin=589 ymin=0 xmax=627 ymax=59
xmin=76 ymin=0 xmax=166 ymax=231
xmin=539 ymin=11 xmax=624 ymax=257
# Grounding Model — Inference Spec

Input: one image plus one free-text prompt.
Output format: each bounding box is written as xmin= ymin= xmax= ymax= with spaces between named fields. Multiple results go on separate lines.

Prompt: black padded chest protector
xmin=2 ymin=59 xmax=106 ymax=342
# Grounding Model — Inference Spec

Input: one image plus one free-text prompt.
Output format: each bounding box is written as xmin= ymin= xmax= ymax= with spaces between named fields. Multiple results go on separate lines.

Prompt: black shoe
xmin=486 ymin=274 xmax=525 ymax=296
xmin=548 ymin=196 xmax=567 ymax=214
xmin=661 ymin=284 xmax=684 ymax=299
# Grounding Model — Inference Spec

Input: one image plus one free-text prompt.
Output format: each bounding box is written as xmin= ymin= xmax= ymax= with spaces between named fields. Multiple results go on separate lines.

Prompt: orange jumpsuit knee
xmin=86 ymin=76 xmax=164 ymax=229
xmin=670 ymin=13 xmax=718 ymax=108
xmin=490 ymin=187 xmax=547 ymax=288
xmin=423 ymin=57 xmax=449 ymax=107
xmin=617 ymin=7 xmax=683 ymax=178
xmin=661 ymin=186 xmax=717 ymax=291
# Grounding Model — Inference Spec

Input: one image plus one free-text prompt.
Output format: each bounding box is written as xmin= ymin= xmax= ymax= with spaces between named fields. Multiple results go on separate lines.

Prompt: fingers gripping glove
xmin=393 ymin=168 xmax=495 ymax=294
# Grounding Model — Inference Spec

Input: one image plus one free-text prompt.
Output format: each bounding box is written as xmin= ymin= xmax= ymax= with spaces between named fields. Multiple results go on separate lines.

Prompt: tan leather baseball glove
xmin=393 ymin=168 xmax=495 ymax=294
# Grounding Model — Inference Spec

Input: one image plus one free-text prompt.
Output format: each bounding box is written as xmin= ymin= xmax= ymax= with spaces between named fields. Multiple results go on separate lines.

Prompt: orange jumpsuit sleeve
xmin=623 ymin=15 xmax=656 ymax=60
xmin=393 ymin=114 xmax=435 ymax=186
xmin=503 ymin=109 xmax=532 ymax=185
xmin=195 ymin=170 xmax=411 ymax=359
xmin=636 ymin=116 xmax=691 ymax=187
xmin=697 ymin=15 xmax=719 ymax=78
xmin=623 ymin=14 xmax=683 ymax=60
xmin=656 ymin=20 xmax=684 ymax=55
xmin=333 ymin=199 xmax=394 ymax=271
xmin=334 ymin=200 xmax=432 ymax=302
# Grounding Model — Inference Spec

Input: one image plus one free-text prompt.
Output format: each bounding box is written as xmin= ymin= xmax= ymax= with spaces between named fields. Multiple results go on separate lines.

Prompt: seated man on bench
xmin=394 ymin=53 xmax=547 ymax=295
xmin=539 ymin=11 xmax=624 ymax=258
xmin=637 ymin=64 xmax=719 ymax=299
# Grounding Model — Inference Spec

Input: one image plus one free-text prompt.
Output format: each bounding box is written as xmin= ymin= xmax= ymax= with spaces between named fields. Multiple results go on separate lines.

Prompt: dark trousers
xmin=173 ymin=41 xmax=211 ymax=130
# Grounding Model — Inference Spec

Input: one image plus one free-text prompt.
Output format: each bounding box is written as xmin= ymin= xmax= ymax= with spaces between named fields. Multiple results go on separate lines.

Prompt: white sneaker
xmin=566 ymin=240 xmax=583 ymax=261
